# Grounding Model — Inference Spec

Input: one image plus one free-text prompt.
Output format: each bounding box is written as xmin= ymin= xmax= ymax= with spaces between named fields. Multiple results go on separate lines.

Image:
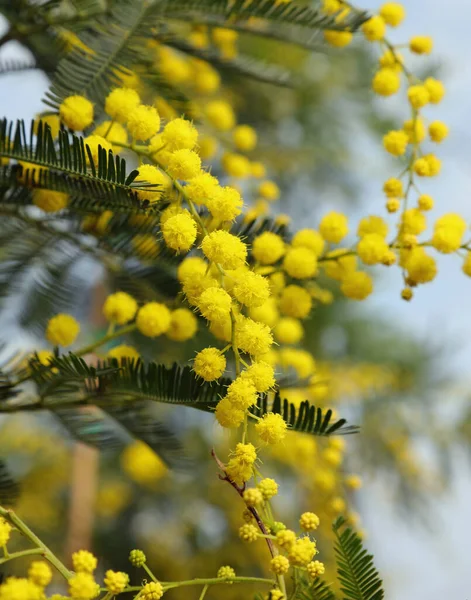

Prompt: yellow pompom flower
xmin=380 ymin=2 xmax=405 ymax=26
xmin=141 ymin=581 xmax=164 ymax=600
xmin=167 ymin=149 xmax=201 ymax=180
xmin=429 ymin=121 xmax=449 ymax=143
xmin=275 ymin=317 xmax=304 ymax=345
xmin=202 ymin=230 xmax=247 ymax=269
xmin=362 ymin=15 xmax=386 ymax=41
xmin=307 ymin=560 xmax=326 ymax=578
xmin=424 ymin=77 xmax=445 ymax=104
xmin=222 ymin=152 xmax=251 ymax=178
xmin=0 ymin=578 xmax=44 ymax=600
xmin=194 ymin=347 xmax=226 ymax=381
xmin=162 ymin=118 xmax=198 ymax=151
xmin=215 ymin=397 xmax=245 ymax=428
xmin=279 ymin=285 xmax=312 ymax=319
xmin=410 ymin=35 xmax=433 ymax=55
xmin=357 ymin=234 xmax=389 ymax=265
xmin=403 ymin=118 xmax=426 ymax=144
xmin=276 ymin=528 xmax=296 ymax=549
xmin=413 ymin=157 xmax=430 ymax=177
xmin=225 ymin=376 xmax=258 ymax=410
xmin=162 ymin=213 xmax=197 ymax=253
xmin=283 ymin=247 xmax=317 ymax=279
xmin=324 ymin=30 xmax=353 ymax=48
xmin=182 ymin=272 xmax=219 ymax=306
xmin=258 ymin=180 xmax=280 ymax=201
xmin=323 ymin=249 xmax=357 ymax=280
xmin=239 ymin=523 xmax=259 ymax=542
xmin=121 ymin=441 xmax=167 ymax=485
xmin=401 ymin=208 xmax=427 ymax=235
xmin=167 ymin=308 xmax=198 ymax=341
xmin=207 ymin=186 xmax=243 ymax=221
xmin=383 ymin=178 xmax=403 ymax=198
xmin=424 ymin=153 xmax=442 ymax=176
xmin=251 ymin=161 xmax=266 ymax=178
xmin=233 ymin=125 xmax=257 ymax=151
xmin=185 ymin=172 xmax=220 ymax=206
xmin=241 ymin=361 xmax=275 ymax=393
xmin=68 ymin=572 xmax=100 ymax=600
xmin=103 ymin=292 xmax=137 ymax=325
xmin=270 ymin=555 xmax=290 ymax=575
xmin=289 ymin=537 xmax=317 ymax=566
xmin=206 ymin=100 xmax=236 ymax=131
xmin=431 ymin=214 xmax=467 ymax=253
xmin=407 ymin=85 xmax=430 ymax=109
xmin=32 ymin=189 xmax=69 ymax=212
xmin=129 ymin=549 xmax=147 ymax=567
xmin=405 ymin=248 xmax=437 ymax=284
xmin=226 ymin=443 xmax=257 ymax=484
xmin=84 ymin=134 xmax=113 ymax=165
xmin=319 ymin=211 xmax=349 ymax=243
xmin=418 ymin=194 xmax=434 ymax=211
xmin=292 ymin=229 xmax=324 ymax=256
xmin=127 ymin=105 xmax=160 ymax=141
xmin=93 ymin=121 xmax=128 ymax=149
xmin=236 ymin=316 xmax=274 ymax=357
xmin=28 ymin=561 xmax=52 ymax=588
xmin=217 ymin=566 xmax=236 ymax=581
xmin=357 ymin=215 xmax=388 ymax=239
xmin=59 ymin=95 xmax=94 ymax=130
xmin=105 ymin=88 xmax=140 ymax=123
xmin=340 ymin=271 xmax=373 ymax=300
xmin=249 ymin=298 xmax=279 ymax=328
xmin=252 ymin=232 xmax=285 ymax=265
xmin=104 ymin=571 xmax=129 ymax=595
xmin=107 ymin=344 xmax=140 ymax=361
xmin=177 ymin=256 xmax=208 ymax=282
xmin=46 ymin=314 xmax=80 ymax=346
xmin=197 ymin=287 xmax=232 ymax=322
xmin=258 ymin=477 xmax=278 ymax=499
xmin=232 ymin=271 xmax=270 ymax=307
xmin=134 ymin=164 xmax=169 ymax=203
xmin=379 ymin=49 xmax=403 ymax=72
xmin=299 ymin=512 xmax=320 ymax=531
xmin=462 ymin=252 xmax=471 ymax=277
xmin=136 ymin=302 xmax=171 ymax=337
xmin=34 ymin=113 xmax=60 ymax=139
xmin=255 ymin=412 xmax=288 ymax=444
xmin=0 ymin=518 xmax=11 ymax=547
xmin=372 ymin=68 xmax=401 ymax=96
xmin=72 ymin=550 xmax=97 ymax=574
xmin=383 ymin=130 xmax=408 ymax=156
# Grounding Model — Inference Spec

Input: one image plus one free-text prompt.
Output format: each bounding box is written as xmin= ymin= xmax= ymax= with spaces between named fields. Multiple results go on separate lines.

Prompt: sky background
xmin=1 ymin=2 xmax=470 ymax=597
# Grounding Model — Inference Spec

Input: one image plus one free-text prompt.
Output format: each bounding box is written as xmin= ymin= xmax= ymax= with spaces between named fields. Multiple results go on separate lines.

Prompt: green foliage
xmin=333 ymin=517 xmax=384 ymax=600
xmin=0 ymin=459 xmax=19 ymax=505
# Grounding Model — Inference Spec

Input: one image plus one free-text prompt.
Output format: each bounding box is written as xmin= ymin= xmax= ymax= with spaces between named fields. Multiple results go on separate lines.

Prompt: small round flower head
xmin=134 ymin=164 xmax=169 ymax=203
xmin=258 ymin=477 xmax=278 ymax=499
xmin=232 ymin=271 xmax=270 ymax=308
xmin=241 ymin=361 xmax=275 ymax=393
xmin=33 ymin=189 xmax=69 ymax=213
xmin=462 ymin=252 xmax=471 ymax=277
xmin=28 ymin=561 xmax=52 ymax=587
xmin=410 ymin=35 xmax=433 ymax=55
xmin=233 ymin=125 xmax=257 ymax=151
xmin=162 ymin=213 xmax=197 ymax=253
xmin=217 ymin=565 xmax=236 ymax=581
xmin=225 ymin=376 xmax=258 ymax=410
xmin=166 ymin=308 xmax=198 ymax=341
xmin=236 ymin=316 xmax=273 ymax=357
xmin=358 ymin=216 xmax=388 ymax=239
xmin=206 ymin=100 xmax=236 ymax=130
xmin=162 ymin=117 xmax=198 ymax=151
xmin=197 ymin=287 xmax=232 ymax=322
xmin=383 ymin=130 xmax=408 ymax=156
xmin=413 ymin=158 xmax=430 ymax=177
xmin=383 ymin=178 xmax=403 ymax=198
xmin=357 ymin=234 xmax=389 ymax=265
xmin=258 ymin=180 xmax=280 ymax=201
xmin=432 ymin=214 xmax=467 ymax=253
xmin=182 ymin=272 xmax=219 ymax=306
xmin=129 ymin=549 xmax=146 ymax=567
xmin=418 ymin=194 xmax=434 ymax=211
xmin=127 ymin=105 xmax=160 ymax=141
xmin=0 ymin=578 xmax=47 ymax=600
xmin=403 ymin=118 xmax=426 ymax=144
xmin=319 ymin=211 xmax=349 ymax=244
xmin=68 ymin=572 xmax=100 ymax=600
xmin=276 ymin=528 xmax=296 ymax=550
xmin=279 ymin=285 xmax=312 ymax=319
xmin=34 ymin=113 xmax=60 ymax=139
xmin=185 ymin=172 xmax=220 ymax=206
xmin=372 ymin=68 xmax=401 ymax=96
xmin=136 ymin=302 xmax=171 ymax=337
xmin=202 ymin=230 xmax=247 ymax=269
xmin=252 ymin=232 xmax=285 ymax=265
xmin=275 ymin=317 xmax=304 ymax=345
xmin=93 ymin=121 xmax=128 ymax=148
xmin=271 ymin=521 xmax=287 ymax=534
xmin=59 ymin=95 xmax=94 ymax=130
xmin=84 ymin=134 xmax=113 ymax=166
xmin=299 ymin=512 xmax=320 ymax=531
xmin=362 ymin=15 xmax=386 ymax=42
xmin=239 ymin=523 xmax=259 ymax=542
xmin=324 ymin=30 xmax=353 ymax=48
xmin=177 ymin=256 xmax=207 ymax=282
xmin=108 ymin=344 xmax=140 ymax=361
xmin=340 ymin=271 xmax=373 ymax=301
xmin=379 ymin=2 xmax=405 ymax=26
xmin=255 ymin=412 xmax=288 ymax=445
xmin=345 ymin=474 xmax=362 ymax=489
xmin=167 ymin=149 xmax=202 ymax=180
xmin=292 ymin=229 xmax=324 ymax=256
xmin=379 ymin=49 xmax=403 ymax=72
xmin=105 ymin=88 xmax=140 ymax=123
xmin=104 ymin=570 xmax=129 ymax=595
xmin=141 ymin=581 xmax=164 ymax=600
xmin=103 ymin=292 xmax=137 ymax=325
xmin=424 ymin=77 xmax=445 ymax=104
xmin=243 ymin=487 xmax=264 ymax=507
xmin=289 ymin=537 xmax=317 ymax=566
xmin=215 ymin=397 xmax=245 ymax=428
xmin=72 ymin=550 xmax=98 ymax=574
xmin=283 ymin=247 xmax=317 ymax=279
xmin=225 ymin=443 xmax=257 ymax=484
xmin=193 ymin=347 xmax=226 ymax=381
xmin=407 ymin=85 xmax=430 ymax=109
xmin=222 ymin=152 xmax=251 ymax=178
xmin=46 ymin=313 xmax=80 ymax=346
xmin=270 ymin=555 xmax=290 ymax=575
xmin=198 ymin=135 xmax=218 ymax=159
xmin=404 ymin=248 xmax=437 ymax=284
xmin=429 ymin=121 xmax=449 ymax=143
xmin=307 ymin=560 xmax=325 ymax=578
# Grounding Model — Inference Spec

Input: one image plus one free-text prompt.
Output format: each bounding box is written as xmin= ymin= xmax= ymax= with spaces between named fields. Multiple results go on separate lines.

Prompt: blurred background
xmin=0 ymin=1 xmax=469 ymax=598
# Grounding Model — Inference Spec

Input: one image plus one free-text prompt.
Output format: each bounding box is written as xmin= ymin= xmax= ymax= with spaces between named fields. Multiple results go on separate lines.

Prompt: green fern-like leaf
xmin=333 ymin=516 xmax=384 ymax=600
